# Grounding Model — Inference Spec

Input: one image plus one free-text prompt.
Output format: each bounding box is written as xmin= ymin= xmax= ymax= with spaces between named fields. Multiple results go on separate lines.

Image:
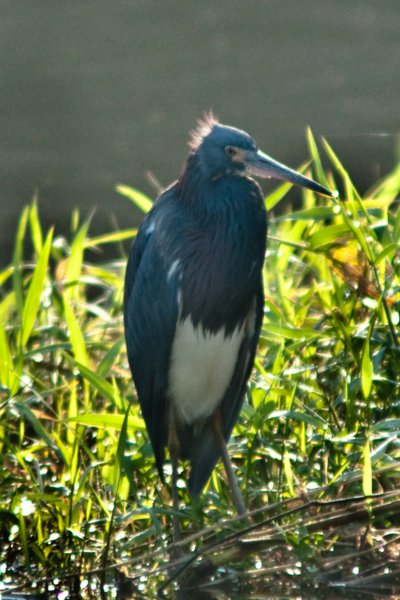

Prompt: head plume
xmin=189 ymin=112 xmax=219 ymax=151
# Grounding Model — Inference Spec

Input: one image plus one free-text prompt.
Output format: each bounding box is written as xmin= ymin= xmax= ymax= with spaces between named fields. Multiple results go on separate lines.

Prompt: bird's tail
xmin=185 ymin=421 xmax=221 ymax=498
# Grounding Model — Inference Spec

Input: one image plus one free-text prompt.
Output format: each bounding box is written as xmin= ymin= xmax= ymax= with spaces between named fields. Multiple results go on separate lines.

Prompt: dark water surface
xmin=1 ymin=1 xmax=399 ymax=266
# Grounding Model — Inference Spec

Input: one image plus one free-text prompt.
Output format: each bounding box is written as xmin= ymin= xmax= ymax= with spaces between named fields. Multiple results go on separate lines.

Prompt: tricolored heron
xmin=124 ymin=115 xmax=335 ymax=533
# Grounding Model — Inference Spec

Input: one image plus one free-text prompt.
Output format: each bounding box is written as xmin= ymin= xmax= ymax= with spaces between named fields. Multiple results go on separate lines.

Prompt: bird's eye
xmin=225 ymin=146 xmax=237 ymax=157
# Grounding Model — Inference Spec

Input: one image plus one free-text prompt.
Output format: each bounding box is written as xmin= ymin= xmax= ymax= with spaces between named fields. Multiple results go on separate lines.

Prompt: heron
xmin=124 ymin=114 xmax=335 ymax=533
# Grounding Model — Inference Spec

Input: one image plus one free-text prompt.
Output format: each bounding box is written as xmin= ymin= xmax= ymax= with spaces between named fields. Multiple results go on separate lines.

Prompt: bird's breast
xmin=171 ymin=178 xmax=266 ymax=332
xmin=167 ymin=317 xmax=247 ymax=426
xmin=177 ymin=233 xmax=263 ymax=333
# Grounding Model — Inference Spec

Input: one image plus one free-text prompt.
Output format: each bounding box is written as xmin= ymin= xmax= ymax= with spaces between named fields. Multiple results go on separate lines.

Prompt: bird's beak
xmin=245 ymin=149 xmax=337 ymax=198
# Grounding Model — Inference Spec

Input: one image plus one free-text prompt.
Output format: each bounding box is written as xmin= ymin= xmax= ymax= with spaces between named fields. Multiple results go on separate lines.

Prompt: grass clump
xmin=1 ymin=134 xmax=400 ymax=597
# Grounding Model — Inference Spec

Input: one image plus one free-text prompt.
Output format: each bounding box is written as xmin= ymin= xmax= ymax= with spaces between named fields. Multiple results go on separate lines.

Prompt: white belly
xmin=168 ymin=318 xmax=245 ymax=425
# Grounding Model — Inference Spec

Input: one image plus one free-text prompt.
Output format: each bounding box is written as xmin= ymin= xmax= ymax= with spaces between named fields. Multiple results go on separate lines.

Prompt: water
xmin=1 ymin=0 xmax=399 ymax=267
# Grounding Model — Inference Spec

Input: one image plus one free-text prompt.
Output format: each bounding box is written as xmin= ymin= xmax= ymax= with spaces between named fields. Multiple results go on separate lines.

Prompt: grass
xmin=1 ymin=133 xmax=400 ymax=598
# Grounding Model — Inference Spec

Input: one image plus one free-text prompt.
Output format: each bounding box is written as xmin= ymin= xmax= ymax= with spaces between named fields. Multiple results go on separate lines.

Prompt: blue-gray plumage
xmin=124 ymin=115 xmax=335 ymax=521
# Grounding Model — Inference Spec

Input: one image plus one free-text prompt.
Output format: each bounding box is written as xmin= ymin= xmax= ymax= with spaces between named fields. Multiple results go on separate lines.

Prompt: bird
xmin=124 ymin=114 xmax=335 ymax=533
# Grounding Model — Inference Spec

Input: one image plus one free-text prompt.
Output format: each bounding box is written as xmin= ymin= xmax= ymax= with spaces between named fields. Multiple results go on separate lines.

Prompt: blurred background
xmin=1 ymin=0 xmax=399 ymax=267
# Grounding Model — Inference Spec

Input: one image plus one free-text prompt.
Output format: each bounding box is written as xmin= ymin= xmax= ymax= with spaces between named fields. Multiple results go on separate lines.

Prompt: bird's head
xmin=190 ymin=113 xmax=337 ymax=198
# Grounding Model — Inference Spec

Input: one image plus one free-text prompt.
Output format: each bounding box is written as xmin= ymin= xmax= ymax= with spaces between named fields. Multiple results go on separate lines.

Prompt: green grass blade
xmin=84 ymin=229 xmax=137 ymax=248
xmin=0 ymin=322 xmax=14 ymax=390
xmin=373 ymin=243 xmax=398 ymax=266
xmin=116 ymin=184 xmax=153 ymax=214
xmin=12 ymin=206 xmax=29 ymax=317
xmin=28 ymin=198 xmax=43 ymax=254
xmin=97 ymin=339 xmax=124 ymax=378
xmin=17 ymin=514 xmax=31 ymax=574
xmin=265 ymin=182 xmax=295 ymax=212
xmin=361 ymin=331 xmax=373 ymax=400
xmin=0 ymin=264 xmax=14 ymax=288
xmin=63 ymin=301 xmax=89 ymax=366
xmin=14 ymin=401 xmax=65 ymax=461
xmin=66 ymin=358 xmax=122 ymax=405
xmin=64 ymin=220 xmax=90 ymax=302
xmin=276 ymin=206 xmax=336 ymax=221
xmin=262 ymin=323 xmax=321 ymax=341
xmin=362 ymin=437 xmax=373 ymax=497
xmin=368 ymin=162 xmax=400 ymax=204
xmin=0 ymin=290 xmax=16 ymax=325
xmin=308 ymin=223 xmax=351 ymax=248
xmin=323 ymin=138 xmax=371 ymax=221
xmin=268 ymin=409 xmax=326 ymax=429
xmin=283 ymin=449 xmax=295 ymax=496
xmin=113 ymin=405 xmax=130 ymax=494
xmin=306 ymin=127 xmax=329 ymax=187
xmin=66 ymin=378 xmax=78 ymax=439
xmin=20 ymin=228 xmax=53 ymax=348
xmin=68 ymin=412 xmax=144 ymax=431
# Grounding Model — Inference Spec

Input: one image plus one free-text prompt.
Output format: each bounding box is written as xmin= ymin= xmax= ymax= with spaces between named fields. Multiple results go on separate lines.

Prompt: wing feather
xmin=124 ymin=190 xmax=180 ymax=479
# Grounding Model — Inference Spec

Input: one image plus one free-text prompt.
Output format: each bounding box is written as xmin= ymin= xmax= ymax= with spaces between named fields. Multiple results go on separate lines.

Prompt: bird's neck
xmin=178 ymin=154 xmax=206 ymax=202
xmin=178 ymin=153 xmax=256 ymax=219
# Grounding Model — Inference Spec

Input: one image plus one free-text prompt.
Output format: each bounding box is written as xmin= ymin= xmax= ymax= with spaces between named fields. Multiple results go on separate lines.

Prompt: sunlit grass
xmin=1 ymin=137 xmax=400 ymax=597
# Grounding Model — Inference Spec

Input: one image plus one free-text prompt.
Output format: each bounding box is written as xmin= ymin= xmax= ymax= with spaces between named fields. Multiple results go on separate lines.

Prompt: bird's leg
xmin=212 ymin=412 xmax=247 ymax=518
xmin=168 ymin=414 xmax=182 ymax=542
xmin=171 ymin=453 xmax=181 ymax=542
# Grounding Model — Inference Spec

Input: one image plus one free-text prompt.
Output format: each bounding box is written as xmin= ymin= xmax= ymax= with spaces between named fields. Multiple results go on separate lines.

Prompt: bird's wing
xmin=124 ymin=191 xmax=180 ymax=479
xmin=188 ymin=284 xmax=264 ymax=497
